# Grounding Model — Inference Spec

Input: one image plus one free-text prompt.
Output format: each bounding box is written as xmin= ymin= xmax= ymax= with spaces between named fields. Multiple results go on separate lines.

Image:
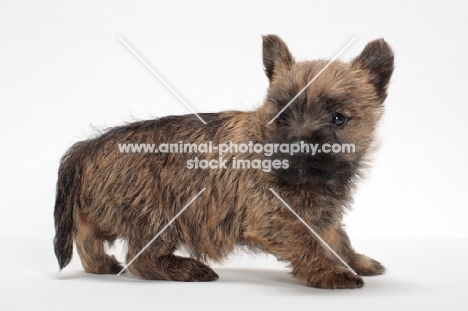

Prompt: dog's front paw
xmin=351 ymin=254 xmax=386 ymax=276
xmin=307 ymin=267 xmax=364 ymax=289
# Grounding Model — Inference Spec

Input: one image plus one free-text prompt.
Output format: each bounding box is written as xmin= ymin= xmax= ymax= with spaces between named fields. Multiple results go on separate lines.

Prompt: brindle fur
xmin=54 ymin=35 xmax=394 ymax=289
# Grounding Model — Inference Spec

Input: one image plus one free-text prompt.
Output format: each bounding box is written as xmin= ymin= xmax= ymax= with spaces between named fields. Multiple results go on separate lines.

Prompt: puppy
xmin=54 ymin=35 xmax=393 ymax=289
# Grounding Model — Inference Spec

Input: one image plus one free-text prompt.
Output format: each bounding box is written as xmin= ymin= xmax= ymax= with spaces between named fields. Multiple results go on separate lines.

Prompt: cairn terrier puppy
xmin=54 ymin=35 xmax=394 ymax=289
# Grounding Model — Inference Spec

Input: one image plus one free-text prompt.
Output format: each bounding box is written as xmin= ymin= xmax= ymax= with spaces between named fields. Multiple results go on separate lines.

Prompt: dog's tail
xmin=53 ymin=143 xmax=84 ymax=270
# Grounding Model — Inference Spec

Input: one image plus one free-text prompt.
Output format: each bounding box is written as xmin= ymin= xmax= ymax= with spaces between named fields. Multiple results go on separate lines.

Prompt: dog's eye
xmin=276 ymin=114 xmax=288 ymax=126
xmin=331 ymin=113 xmax=346 ymax=126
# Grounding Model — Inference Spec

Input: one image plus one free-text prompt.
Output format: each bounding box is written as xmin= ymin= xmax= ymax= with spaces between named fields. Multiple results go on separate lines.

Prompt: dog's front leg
xmin=243 ymin=209 xmax=364 ymax=289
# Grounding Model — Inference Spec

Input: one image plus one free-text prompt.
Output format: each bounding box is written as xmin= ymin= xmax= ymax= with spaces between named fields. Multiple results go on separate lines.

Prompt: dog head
xmin=260 ymin=35 xmax=394 ymax=184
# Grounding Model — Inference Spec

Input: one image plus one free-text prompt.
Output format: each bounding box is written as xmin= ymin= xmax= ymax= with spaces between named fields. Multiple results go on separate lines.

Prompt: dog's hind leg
xmin=75 ymin=219 xmax=123 ymax=274
xmin=125 ymin=241 xmax=218 ymax=281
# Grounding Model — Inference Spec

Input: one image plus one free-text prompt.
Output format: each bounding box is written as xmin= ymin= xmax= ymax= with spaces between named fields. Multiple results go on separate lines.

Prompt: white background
xmin=1 ymin=0 xmax=467 ymax=310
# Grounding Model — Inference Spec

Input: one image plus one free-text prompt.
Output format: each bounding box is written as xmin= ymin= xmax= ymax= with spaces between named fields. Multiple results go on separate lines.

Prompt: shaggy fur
xmin=54 ymin=35 xmax=394 ymax=289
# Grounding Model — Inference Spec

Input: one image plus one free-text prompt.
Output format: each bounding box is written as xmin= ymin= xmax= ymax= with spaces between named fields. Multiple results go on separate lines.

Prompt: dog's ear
xmin=352 ymin=39 xmax=394 ymax=98
xmin=262 ymin=35 xmax=294 ymax=82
